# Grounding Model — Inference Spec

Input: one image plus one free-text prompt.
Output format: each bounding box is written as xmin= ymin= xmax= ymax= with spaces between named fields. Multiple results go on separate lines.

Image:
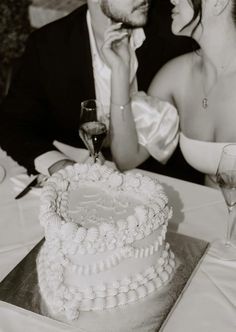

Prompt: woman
xmin=102 ymin=0 xmax=236 ymax=187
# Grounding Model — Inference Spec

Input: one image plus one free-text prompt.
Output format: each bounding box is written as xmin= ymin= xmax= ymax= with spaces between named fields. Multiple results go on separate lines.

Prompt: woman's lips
xmin=171 ymin=10 xmax=179 ymax=18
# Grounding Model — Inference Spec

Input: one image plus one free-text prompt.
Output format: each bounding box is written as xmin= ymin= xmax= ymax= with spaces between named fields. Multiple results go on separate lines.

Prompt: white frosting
xmin=37 ymin=163 xmax=175 ymax=320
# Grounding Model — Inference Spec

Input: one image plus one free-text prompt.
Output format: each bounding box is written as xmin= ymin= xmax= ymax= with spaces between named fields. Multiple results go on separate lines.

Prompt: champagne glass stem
xmin=226 ymin=206 xmax=235 ymax=247
xmin=93 ymin=153 xmax=98 ymax=163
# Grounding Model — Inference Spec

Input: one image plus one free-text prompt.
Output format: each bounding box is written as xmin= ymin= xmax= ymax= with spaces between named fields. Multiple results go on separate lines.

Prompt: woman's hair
xmin=183 ymin=0 xmax=236 ymax=35
xmin=182 ymin=0 xmax=202 ymax=36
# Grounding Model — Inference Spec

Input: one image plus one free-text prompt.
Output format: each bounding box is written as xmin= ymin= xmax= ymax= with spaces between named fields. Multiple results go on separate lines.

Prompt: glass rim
xmin=0 ymin=164 xmax=5 ymax=184
xmin=81 ymin=99 xmax=101 ymax=110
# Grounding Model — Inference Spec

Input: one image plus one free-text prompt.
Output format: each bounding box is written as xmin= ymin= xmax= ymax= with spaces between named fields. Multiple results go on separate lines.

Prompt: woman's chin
xmin=171 ymin=26 xmax=181 ymax=36
xmin=171 ymin=21 xmax=181 ymax=35
xmin=171 ymin=23 xmax=191 ymax=38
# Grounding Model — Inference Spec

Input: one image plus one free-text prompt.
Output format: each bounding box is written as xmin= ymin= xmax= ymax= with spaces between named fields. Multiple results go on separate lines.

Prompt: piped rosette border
xmin=39 ymin=163 xmax=172 ymax=254
xmin=37 ymin=242 xmax=175 ymax=320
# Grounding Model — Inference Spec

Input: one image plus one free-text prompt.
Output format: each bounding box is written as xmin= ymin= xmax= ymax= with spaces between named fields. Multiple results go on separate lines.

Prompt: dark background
xmin=0 ymin=0 xmax=33 ymax=102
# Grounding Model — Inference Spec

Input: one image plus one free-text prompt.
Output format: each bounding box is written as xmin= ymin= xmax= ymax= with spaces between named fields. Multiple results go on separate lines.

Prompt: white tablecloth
xmin=0 ymin=147 xmax=235 ymax=332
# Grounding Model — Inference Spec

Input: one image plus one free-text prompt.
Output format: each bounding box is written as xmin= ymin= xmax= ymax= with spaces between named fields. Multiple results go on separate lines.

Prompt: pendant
xmin=202 ymin=97 xmax=208 ymax=109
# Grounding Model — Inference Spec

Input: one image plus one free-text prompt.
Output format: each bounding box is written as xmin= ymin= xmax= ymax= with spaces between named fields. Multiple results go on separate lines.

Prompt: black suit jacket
xmin=0 ymin=2 xmax=203 ymax=183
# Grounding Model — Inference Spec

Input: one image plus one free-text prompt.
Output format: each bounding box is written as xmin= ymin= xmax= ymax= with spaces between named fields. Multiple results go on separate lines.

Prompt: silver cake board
xmin=0 ymin=232 xmax=209 ymax=332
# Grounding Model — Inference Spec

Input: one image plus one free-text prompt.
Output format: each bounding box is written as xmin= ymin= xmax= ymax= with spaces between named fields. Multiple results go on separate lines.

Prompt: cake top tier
xmin=39 ymin=163 xmax=172 ymax=252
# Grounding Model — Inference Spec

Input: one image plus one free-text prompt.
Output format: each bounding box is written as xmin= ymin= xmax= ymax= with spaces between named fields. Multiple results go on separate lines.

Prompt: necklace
xmin=202 ymin=97 xmax=209 ymax=109
xmin=201 ymin=53 xmax=236 ymax=110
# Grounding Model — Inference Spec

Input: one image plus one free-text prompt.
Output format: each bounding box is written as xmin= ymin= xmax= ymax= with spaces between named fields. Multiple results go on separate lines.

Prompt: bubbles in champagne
xmin=217 ymin=170 xmax=236 ymax=208
xmin=79 ymin=121 xmax=107 ymax=157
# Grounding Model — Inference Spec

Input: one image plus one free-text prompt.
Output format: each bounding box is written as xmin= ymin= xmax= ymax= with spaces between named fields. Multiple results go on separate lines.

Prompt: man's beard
xmin=100 ymin=0 xmax=149 ymax=28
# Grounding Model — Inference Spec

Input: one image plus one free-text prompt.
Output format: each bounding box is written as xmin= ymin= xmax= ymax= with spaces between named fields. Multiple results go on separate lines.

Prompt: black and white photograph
xmin=0 ymin=1 xmax=235 ymax=331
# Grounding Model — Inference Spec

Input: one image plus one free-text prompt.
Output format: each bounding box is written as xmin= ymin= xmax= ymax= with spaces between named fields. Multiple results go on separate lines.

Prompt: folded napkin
xmin=10 ymin=147 xmax=115 ymax=199
xmin=10 ymin=160 xmax=105 ymax=197
xmin=53 ymin=141 xmax=90 ymax=163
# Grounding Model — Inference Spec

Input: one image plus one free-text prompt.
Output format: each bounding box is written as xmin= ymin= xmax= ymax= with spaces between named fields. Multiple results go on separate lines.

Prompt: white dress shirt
xmin=35 ymin=11 xmax=145 ymax=175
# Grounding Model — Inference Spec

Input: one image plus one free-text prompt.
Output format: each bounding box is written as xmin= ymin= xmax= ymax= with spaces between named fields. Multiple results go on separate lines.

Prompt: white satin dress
xmin=131 ymin=92 xmax=179 ymax=164
xmin=132 ymin=92 xmax=231 ymax=188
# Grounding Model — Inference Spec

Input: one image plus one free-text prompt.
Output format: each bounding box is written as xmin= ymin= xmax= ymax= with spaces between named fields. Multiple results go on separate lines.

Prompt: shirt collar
xmin=130 ymin=25 xmax=146 ymax=50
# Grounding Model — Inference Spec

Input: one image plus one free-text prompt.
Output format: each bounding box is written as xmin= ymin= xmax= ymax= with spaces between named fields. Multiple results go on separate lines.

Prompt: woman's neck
xmin=196 ymin=20 xmax=236 ymax=75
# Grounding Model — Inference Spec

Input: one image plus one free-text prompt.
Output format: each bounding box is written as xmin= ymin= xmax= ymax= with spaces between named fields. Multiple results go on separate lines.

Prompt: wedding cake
xmin=37 ymin=163 xmax=175 ymax=320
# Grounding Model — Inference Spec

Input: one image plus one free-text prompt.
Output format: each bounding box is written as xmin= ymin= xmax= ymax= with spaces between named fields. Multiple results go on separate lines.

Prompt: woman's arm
xmin=102 ymin=25 xmax=183 ymax=171
xmin=109 ymin=86 xmax=150 ymax=171
xmin=102 ymin=23 xmax=150 ymax=171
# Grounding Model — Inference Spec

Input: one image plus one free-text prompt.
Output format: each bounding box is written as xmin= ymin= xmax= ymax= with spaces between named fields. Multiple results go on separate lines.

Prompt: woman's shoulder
xmin=157 ymin=52 xmax=194 ymax=79
xmin=148 ymin=52 xmax=195 ymax=100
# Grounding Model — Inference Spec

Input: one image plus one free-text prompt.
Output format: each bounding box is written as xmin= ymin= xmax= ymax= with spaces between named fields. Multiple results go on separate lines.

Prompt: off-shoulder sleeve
xmin=131 ymin=92 xmax=179 ymax=164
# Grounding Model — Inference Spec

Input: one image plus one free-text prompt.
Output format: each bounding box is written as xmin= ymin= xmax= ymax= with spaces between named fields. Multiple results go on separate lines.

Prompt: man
xmin=0 ymin=0 xmax=203 ymax=182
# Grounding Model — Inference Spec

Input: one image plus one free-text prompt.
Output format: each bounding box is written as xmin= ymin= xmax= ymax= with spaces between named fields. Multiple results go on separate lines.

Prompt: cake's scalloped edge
xmin=39 ymin=163 xmax=172 ymax=254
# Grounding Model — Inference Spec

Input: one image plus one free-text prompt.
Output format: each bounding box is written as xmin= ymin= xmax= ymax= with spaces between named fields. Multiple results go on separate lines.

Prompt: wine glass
xmin=210 ymin=144 xmax=236 ymax=260
xmin=79 ymin=99 xmax=107 ymax=163
xmin=0 ymin=165 xmax=5 ymax=184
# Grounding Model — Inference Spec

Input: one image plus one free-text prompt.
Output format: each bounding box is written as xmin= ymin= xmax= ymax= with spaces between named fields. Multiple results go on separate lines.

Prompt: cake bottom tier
xmin=37 ymin=243 xmax=175 ymax=321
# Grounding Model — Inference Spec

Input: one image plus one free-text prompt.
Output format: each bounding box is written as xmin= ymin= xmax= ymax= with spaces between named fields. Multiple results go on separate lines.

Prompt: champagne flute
xmin=0 ymin=165 xmax=5 ymax=184
xmin=79 ymin=99 xmax=107 ymax=163
xmin=210 ymin=144 xmax=236 ymax=260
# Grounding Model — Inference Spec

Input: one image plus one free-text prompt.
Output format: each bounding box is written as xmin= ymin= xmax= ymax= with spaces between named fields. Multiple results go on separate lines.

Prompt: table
xmin=0 ymin=147 xmax=235 ymax=332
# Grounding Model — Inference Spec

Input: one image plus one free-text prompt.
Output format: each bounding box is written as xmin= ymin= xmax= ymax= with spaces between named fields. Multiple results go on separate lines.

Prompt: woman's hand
xmin=102 ymin=22 xmax=131 ymax=74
